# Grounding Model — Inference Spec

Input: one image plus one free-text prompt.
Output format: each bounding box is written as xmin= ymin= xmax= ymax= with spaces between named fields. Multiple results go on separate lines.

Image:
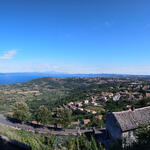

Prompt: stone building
xmin=106 ymin=106 xmax=150 ymax=144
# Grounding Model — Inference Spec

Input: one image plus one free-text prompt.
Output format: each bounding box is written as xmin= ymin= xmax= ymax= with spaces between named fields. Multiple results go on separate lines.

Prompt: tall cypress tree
xmin=91 ymin=136 xmax=98 ymax=150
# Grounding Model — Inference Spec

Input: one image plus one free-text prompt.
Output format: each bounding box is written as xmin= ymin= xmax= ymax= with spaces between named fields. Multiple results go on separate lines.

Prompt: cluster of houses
xmin=70 ymin=119 xmax=91 ymax=126
xmin=100 ymin=92 xmax=121 ymax=102
xmin=67 ymin=86 xmax=150 ymax=113
xmin=67 ymin=99 xmax=104 ymax=126
xmin=67 ymin=99 xmax=100 ymax=115
xmin=86 ymin=84 xmax=150 ymax=103
xmin=70 ymin=115 xmax=103 ymax=126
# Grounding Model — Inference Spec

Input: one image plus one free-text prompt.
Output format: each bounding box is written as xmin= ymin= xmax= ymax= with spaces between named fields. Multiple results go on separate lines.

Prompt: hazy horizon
xmin=0 ymin=71 xmax=150 ymax=76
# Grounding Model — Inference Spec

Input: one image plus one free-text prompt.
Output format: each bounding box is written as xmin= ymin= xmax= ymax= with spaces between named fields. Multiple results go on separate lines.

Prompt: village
xmin=63 ymin=79 xmax=150 ymax=127
xmin=0 ymin=77 xmax=150 ymax=150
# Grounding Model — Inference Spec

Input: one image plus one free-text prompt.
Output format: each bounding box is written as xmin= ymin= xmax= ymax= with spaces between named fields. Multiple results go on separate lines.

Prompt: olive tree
xmin=136 ymin=123 xmax=150 ymax=145
xmin=35 ymin=105 xmax=51 ymax=124
xmin=13 ymin=102 xmax=30 ymax=122
xmin=55 ymin=107 xmax=72 ymax=128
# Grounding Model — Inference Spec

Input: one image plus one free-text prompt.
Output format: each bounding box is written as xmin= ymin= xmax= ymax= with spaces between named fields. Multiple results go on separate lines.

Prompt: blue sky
xmin=0 ymin=0 xmax=150 ymax=74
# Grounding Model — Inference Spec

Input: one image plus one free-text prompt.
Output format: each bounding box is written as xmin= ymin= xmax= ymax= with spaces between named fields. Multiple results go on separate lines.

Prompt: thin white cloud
xmin=0 ymin=50 xmax=16 ymax=60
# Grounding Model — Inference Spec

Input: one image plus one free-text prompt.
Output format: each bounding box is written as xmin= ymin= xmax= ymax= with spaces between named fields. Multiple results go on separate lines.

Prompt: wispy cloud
xmin=0 ymin=50 xmax=16 ymax=60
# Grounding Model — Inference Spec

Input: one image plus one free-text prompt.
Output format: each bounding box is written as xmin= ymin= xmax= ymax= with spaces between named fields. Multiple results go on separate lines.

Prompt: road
xmin=0 ymin=114 xmax=103 ymax=135
xmin=0 ymin=114 xmax=48 ymax=133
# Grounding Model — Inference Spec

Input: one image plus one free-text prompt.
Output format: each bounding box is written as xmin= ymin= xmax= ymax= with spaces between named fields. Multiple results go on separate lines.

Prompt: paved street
xmin=0 ymin=114 xmax=102 ymax=135
xmin=0 ymin=114 xmax=50 ymax=133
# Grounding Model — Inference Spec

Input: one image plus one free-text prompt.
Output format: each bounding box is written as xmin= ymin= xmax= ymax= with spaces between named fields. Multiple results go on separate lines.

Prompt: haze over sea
xmin=0 ymin=72 xmax=149 ymax=85
xmin=0 ymin=73 xmax=103 ymax=84
xmin=0 ymin=73 xmax=69 ymax=84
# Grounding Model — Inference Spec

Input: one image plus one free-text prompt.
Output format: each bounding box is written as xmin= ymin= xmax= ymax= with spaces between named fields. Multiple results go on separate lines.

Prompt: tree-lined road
xmin=0 ymin=114 xmax=103 ymax=135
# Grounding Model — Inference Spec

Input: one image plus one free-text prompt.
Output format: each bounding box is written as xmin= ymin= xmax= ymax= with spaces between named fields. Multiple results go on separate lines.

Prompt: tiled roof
xmin=107 ymin=106 xmax=150 ymax=132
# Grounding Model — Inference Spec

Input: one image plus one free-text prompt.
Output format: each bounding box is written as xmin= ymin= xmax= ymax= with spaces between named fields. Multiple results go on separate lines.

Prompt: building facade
xmin=106 ymin=106 xmax=150 ymax=145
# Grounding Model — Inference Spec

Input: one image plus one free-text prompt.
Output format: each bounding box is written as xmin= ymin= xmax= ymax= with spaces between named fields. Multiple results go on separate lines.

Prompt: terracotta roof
xmin=106 ymin=106 xmax=150 ymax=132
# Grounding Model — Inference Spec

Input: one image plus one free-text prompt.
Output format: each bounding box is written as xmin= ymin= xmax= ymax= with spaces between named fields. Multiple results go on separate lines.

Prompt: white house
xmin=100 ymin=97 xmax=108 ymax=102
xmin=113 ymin=94 xmax=120 ymax=101
xmin=91 ymin=102 xmax=98 ymax=106
xmin=75 ymin=102 xmax=83 ymax=107
xmin=84 ymin=100 xmax=89 ymax=104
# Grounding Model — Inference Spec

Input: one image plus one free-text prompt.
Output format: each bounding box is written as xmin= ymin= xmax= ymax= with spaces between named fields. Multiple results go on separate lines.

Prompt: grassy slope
xmin=0 ymin=124 xmax=77 ymax=150
xmin=0 ymin=124 xmax=49 ymax=150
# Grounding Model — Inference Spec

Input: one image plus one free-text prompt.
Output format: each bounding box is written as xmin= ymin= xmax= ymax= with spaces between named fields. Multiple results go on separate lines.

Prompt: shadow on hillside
xmin=26 ymin=122 xmax=44 ymax=128
xmin=6 ymin=116 xmax=42 ymax=128
xmin=6 ymin=116 xmax=63 ymax=131
xmin=27 ymin=122 xmax=63 ymax=131
xmin=6 ymin=117 xmax=22 ymax=124
xmin=0 ymin=137 xmax=32 ymax=150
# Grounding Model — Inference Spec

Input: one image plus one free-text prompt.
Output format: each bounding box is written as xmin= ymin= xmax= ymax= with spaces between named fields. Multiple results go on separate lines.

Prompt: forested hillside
xmin=0 ymin=77 xmax=104 ymax=113
xmin=0 ymin=76 xmax=150 ymax=116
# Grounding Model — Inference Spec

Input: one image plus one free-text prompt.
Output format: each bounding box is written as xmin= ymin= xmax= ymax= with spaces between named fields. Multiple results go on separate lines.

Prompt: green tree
xmin=35 ymin=105 xmax=51 ymax=124
xmin=55 ymin=107 xmax=72 ymax=128
xmin=90 ymin=136 xmax=98 ymax=150
xmin=47 ymin=134 xmax=56 ymax=149
xmin=75 ymin=137 xmax=80 ymax=150
xmin=89 ymin=116 xmax=104 ymax=128
xmin=78 ymin=135 xmax=91 ymax=150
xmin=98 ymin=142 xmax=103 ymax=150
xmin=136 ymin=123 xmax=150 ymax=145
xmin=65 ymin=138 xmax=76 ymax=150
xmin=13 ymin=102 xmax=30 ymax=122
xmin=65 ymin=135 xmax=102 ymax=150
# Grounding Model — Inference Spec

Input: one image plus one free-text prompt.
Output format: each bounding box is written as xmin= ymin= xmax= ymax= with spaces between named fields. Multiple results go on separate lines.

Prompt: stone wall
xmin=106 ymin=114 xmax=122 ymax=140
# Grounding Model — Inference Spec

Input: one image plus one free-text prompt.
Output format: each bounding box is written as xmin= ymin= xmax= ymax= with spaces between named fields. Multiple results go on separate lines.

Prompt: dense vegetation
xmin=1 ymin=77 xmax=150 ymax=126
xmin=0 ymin=77 xmax=150 ymax=149
xmin=0 ymin=77 xmax=149 ymax=113
xmin=0 ymin=77 xmax=102 ymax=113
xmin=0 ymin=123 xmax=103 ymax=150
xmin=0 ymin=124 xmax=51 ymax=150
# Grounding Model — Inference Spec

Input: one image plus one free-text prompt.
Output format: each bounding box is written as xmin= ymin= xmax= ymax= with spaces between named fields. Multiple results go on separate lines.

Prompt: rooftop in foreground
xmin=107 ymin=106 xmax=150 ymax=132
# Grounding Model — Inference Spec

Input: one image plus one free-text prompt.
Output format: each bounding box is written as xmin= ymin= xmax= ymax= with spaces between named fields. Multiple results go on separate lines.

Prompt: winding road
xmin=0 ymin=114 xmax=103 ymax=135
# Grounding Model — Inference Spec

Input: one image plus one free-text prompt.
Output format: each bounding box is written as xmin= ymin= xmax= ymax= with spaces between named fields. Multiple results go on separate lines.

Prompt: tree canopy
xmin=35 ymin=105 xmax=51 ymax=124
xmin=13 ymin=102 xmax=30 ymax=122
